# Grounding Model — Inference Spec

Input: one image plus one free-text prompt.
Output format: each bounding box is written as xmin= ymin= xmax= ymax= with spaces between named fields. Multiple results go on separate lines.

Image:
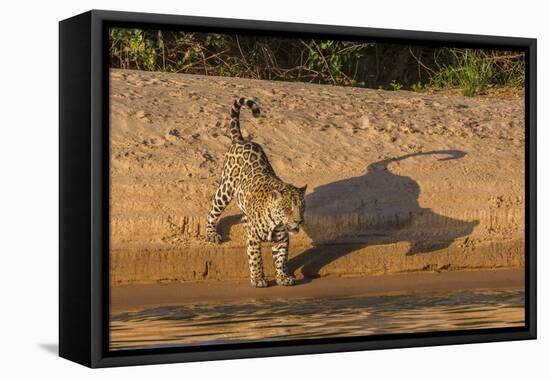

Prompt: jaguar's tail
xmin=228 ymin=97 xmax=261 ymax=143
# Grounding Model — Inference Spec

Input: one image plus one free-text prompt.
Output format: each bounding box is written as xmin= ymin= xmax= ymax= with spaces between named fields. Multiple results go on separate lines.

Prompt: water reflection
xmin=110 ymin=289 xmax=524 ymax=350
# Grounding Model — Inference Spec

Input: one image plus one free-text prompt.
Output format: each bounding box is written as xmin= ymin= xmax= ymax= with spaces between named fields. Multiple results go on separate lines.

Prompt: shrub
xmin=108 ymin=28 xmax=524 ymax=97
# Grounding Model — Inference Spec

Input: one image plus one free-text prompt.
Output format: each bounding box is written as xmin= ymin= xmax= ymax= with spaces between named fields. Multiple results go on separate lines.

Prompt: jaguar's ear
xmin=271 ymin=190 xmax=282 ymax=201
xmin=299 ymin=184 xmax=307 ymax=194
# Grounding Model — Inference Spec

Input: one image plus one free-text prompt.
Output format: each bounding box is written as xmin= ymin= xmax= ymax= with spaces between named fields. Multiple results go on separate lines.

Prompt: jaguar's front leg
xmin=246 ymin=237 xmax=268 ymax=288
xmin=271 ymin=232 xmax=296 ymax=286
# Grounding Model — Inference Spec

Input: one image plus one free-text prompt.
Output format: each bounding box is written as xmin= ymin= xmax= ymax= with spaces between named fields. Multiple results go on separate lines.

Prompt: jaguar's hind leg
xmin=206 ymin=182 xmax=233 ymax=243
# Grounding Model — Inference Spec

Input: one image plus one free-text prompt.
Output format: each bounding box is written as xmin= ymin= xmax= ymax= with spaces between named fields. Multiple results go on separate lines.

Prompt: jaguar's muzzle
xmin=287 ymin=220 xmax=304 ymax=235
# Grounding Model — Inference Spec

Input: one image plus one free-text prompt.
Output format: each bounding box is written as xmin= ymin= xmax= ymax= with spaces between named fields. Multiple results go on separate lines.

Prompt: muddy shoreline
xmin=111 ymin=269 xmax=524 ymax=313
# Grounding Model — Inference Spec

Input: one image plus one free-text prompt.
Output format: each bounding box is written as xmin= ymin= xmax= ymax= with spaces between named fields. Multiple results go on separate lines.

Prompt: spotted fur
xmin=206 ymin=97 xmax=307 ymax=288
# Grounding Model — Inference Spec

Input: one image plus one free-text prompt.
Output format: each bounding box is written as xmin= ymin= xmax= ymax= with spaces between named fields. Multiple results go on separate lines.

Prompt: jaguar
xmin=205 ymin=97 xmax=307 ymax=288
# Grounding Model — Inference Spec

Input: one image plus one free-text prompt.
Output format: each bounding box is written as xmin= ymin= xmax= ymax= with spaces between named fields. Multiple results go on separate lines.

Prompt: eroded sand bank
xmin=109 ymin=69 xmax=525 ymax=286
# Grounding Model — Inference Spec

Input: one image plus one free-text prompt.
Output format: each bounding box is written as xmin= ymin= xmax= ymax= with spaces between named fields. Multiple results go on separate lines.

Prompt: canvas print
xmin=108 ymin=27 xmax=526 ymax=351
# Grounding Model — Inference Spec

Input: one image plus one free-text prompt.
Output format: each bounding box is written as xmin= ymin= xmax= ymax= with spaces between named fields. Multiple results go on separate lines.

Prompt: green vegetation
xmin=410 ymin=81 xmax=425 ymax=93
xmin=109 ymin=28 xmax=524 ymax=97
xmin=429 ymin=49 xmax=525 ymax=96
xmin=389 ymin=80 xmax=403 ymax=91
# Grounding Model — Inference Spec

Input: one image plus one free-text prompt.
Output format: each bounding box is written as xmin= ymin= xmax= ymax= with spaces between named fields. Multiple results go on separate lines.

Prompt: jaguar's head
xmin=270 ymin=184 xmax=307 ymax=235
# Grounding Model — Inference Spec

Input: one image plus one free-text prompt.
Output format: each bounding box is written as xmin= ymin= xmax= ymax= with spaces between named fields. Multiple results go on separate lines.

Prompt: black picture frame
xmin=59 ymin=9 xmax=537 ymax=368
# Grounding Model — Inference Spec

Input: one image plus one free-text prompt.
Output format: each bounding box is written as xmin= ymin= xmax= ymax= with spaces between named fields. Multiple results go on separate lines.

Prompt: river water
xmin=110 ymin=289 xmax=524 ymax=351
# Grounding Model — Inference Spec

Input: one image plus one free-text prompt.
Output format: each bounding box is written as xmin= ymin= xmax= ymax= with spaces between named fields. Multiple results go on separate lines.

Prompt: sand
xmin=110 ymin=269 xmax=524 ymax=313
xmin=109 ymin=69 xmax=525 ymax=285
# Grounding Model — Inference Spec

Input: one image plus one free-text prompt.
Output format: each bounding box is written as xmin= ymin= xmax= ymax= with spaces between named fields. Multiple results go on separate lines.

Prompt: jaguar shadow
xmin=217 ymin=214 xmax=243 ymax=241
xmin=289 ymin=150 xmax=478 ymax=283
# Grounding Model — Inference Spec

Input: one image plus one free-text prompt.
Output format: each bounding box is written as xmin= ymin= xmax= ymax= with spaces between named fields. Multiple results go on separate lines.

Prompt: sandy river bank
xmin=109 ymin=69 xmax=525 ymax=286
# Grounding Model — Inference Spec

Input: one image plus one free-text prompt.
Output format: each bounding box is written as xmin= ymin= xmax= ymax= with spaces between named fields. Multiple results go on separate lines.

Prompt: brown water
xmin=110 ymin=289 xmax=524 ymax=351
